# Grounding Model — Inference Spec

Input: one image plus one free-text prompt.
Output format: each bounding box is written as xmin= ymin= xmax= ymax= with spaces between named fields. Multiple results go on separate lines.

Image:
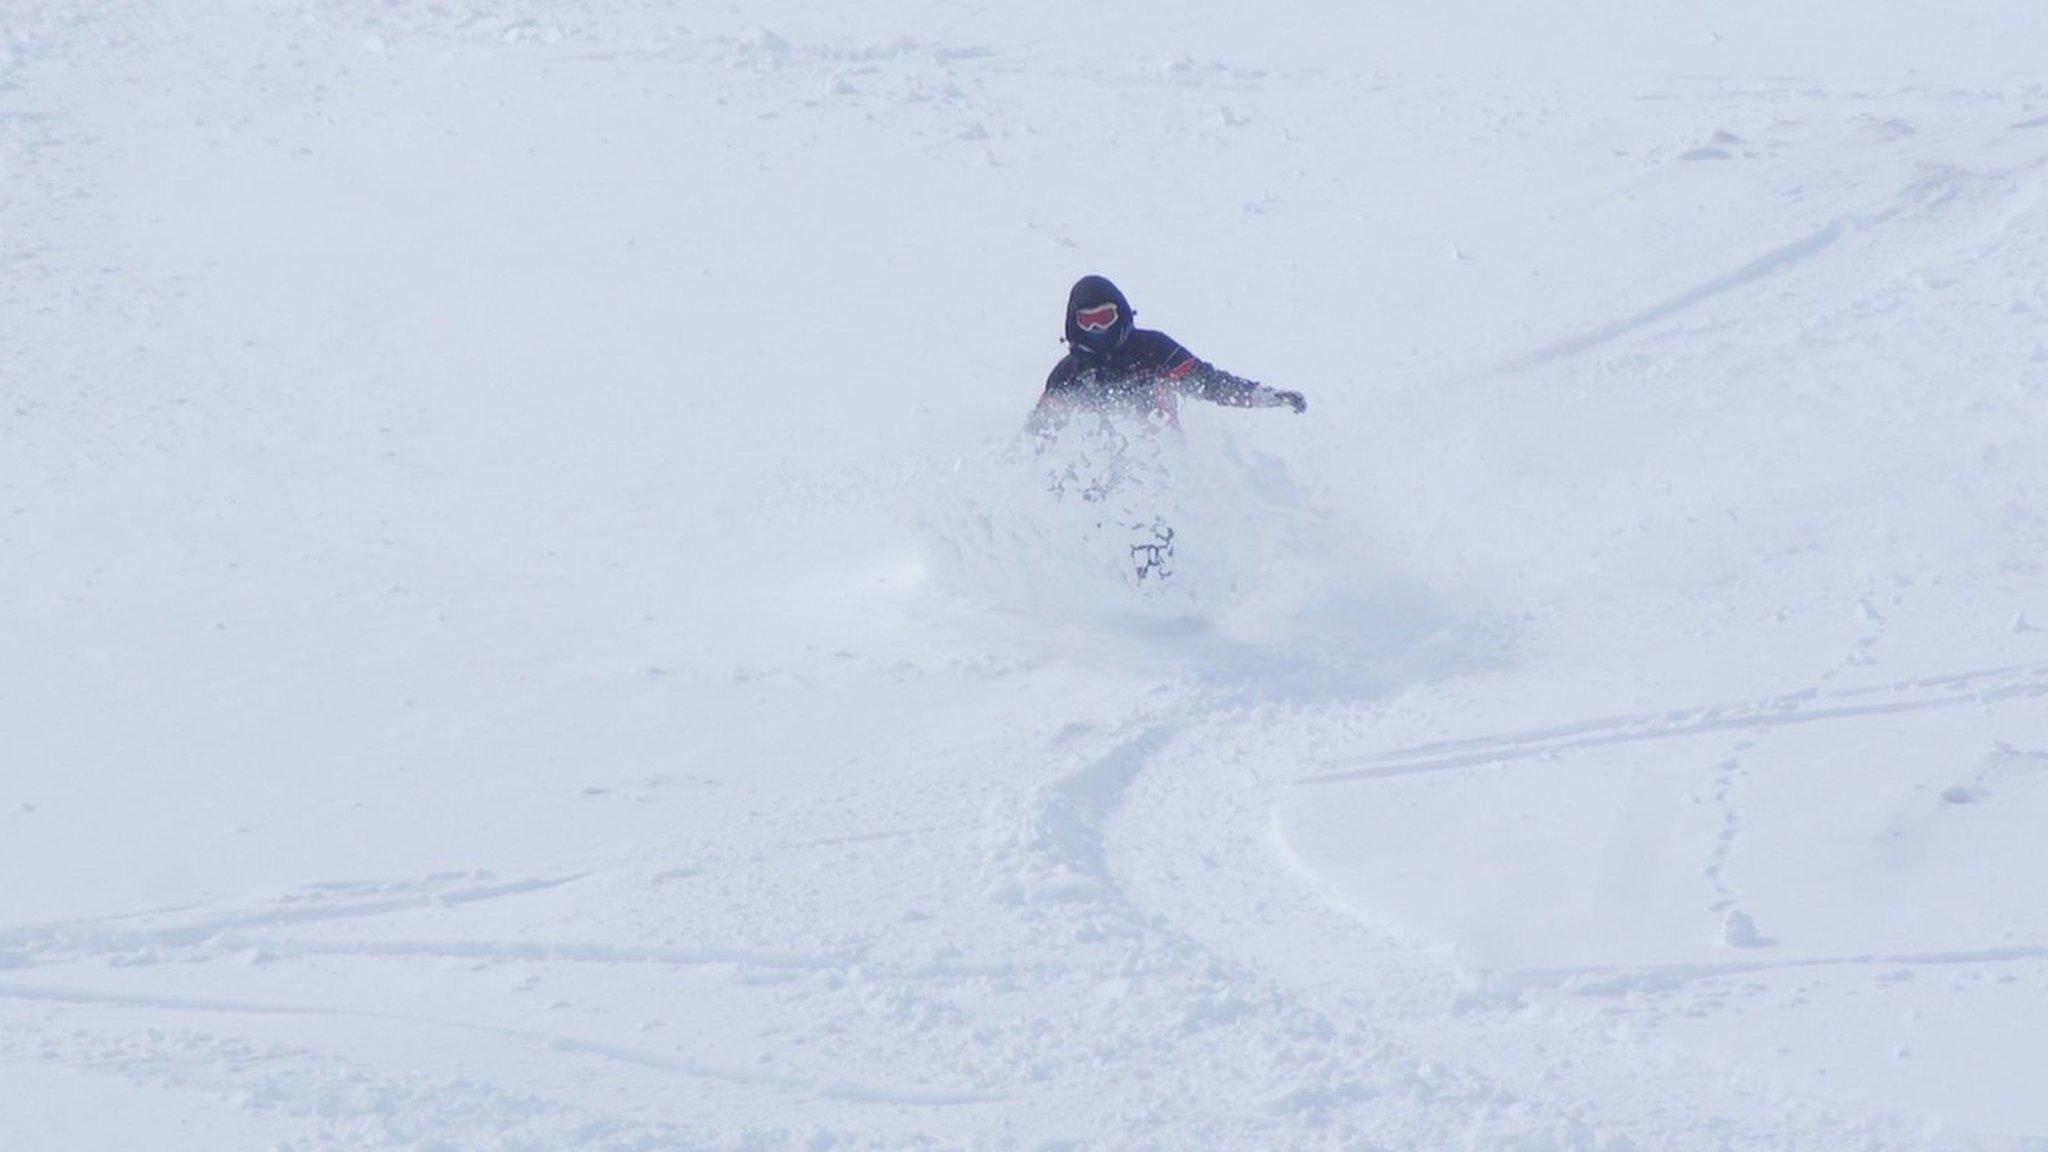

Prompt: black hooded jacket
xmin=1031 ymin=275 xmax=1282 ymax=432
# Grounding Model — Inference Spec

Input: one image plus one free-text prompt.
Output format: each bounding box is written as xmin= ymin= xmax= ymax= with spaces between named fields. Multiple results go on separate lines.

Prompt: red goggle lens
xmin=1075 ymin=303 xmax=1119 ymax=333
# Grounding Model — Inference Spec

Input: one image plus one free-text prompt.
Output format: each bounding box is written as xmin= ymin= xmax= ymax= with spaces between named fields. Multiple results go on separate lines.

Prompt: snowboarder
xmin=1028 ymin=274 xmax=1306 ymax=434
xmin=1026 ymin=275 xmax=1304 ymax=583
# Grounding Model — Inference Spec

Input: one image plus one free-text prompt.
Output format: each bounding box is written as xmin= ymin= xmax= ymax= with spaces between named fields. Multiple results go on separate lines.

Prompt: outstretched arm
xmin=1165 ymin=348 xmax=1307 ymax=413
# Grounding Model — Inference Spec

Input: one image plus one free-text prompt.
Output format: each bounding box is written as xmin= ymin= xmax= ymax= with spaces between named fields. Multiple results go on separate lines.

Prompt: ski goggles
xmin=1074 ymin=303 xmax=1120 ymax=333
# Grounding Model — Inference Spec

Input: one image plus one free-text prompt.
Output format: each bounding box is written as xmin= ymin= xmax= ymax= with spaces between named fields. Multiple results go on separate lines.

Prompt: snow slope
xmin=5 ymin=1 xmax=2048 ymax=1148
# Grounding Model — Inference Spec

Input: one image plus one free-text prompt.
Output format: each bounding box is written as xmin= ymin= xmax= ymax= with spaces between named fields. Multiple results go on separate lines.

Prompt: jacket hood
xmin=1064 ymin=275 xmax=1134 ymax=354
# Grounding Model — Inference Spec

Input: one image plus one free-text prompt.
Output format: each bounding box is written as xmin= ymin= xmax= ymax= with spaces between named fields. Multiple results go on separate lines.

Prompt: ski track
xmin=0 ymin=980 xmax=1011 ymax=1108
xmin=1492 ymin=218 xmax=1847 ymax=374
xmin=1504 ymin=943 xmax=2048 ymax=997
xmin=0 ymin=1021 xmax=745 ymax=1151
xmin=1304 ymin=659 xmax=2048 ymax=784
xmin=975 ymin=702 xmax=1600 ymax=1149
xmin=0 ymin=872 xmax=591 ymax=959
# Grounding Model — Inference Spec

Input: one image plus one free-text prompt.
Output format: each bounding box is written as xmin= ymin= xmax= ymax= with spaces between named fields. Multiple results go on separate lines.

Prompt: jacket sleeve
xmin=1159 ymin=342 xmax=1282 ymax=408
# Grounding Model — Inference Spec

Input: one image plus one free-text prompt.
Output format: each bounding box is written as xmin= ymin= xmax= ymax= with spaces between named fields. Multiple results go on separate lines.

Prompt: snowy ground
xmin=6 ymin=2 xmax=2048 ymax=1148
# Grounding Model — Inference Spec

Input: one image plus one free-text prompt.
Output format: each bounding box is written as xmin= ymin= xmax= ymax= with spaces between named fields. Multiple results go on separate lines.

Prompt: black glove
xmin=1271 ymin=389 xmax=1307 ymax=414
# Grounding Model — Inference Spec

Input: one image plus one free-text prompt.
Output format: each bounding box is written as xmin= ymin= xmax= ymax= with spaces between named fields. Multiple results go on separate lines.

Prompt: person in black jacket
xmin=1029 ymin=275 xmax=1306 ymax=434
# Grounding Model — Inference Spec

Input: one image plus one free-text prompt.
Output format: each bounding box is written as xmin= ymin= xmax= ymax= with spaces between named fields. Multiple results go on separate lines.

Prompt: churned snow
xmin=5 ymin=1 xmax=2048 ymax=1148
